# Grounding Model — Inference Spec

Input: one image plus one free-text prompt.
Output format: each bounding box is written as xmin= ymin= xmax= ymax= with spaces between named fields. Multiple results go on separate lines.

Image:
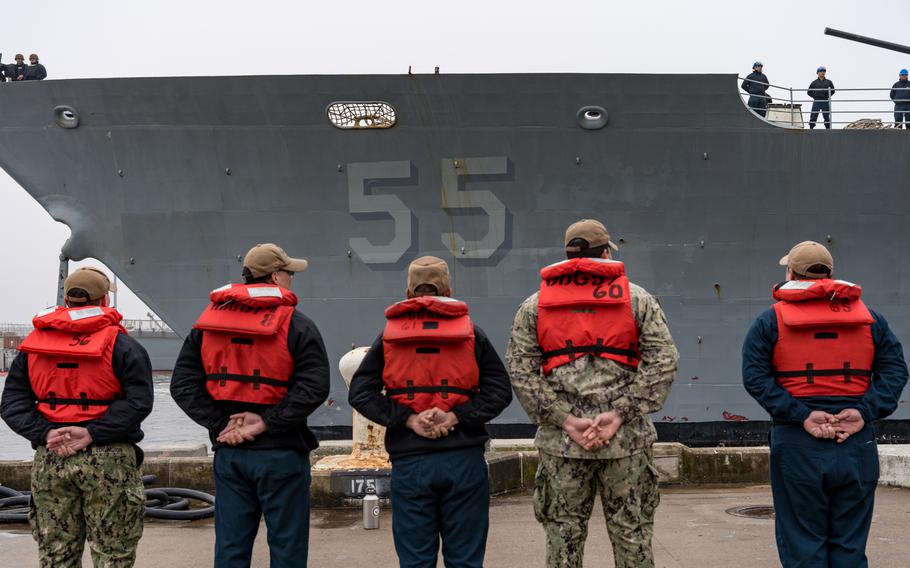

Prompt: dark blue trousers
xmin=213 ymin=447 xmax=312 ymax=568
xmin=895 ymin=107 xmax=910 ymax=129
xmin=749 ymin=96 xmax=768 ymax=117
xmin=809 ymin=101 xmax=831 ymax=129
xmin=770 ymin=424 xmax=878 ymax=568
xmin=391 ymin=446 xmax=489 ymax=568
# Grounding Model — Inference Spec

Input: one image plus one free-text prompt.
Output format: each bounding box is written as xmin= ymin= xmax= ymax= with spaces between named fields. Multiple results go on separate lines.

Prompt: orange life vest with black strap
xmin=537 ymin=258 xmax=641 ymax=375
xmin=772 ymin=279 xmax=875 ymax=397
xmin=382 ymin=296 xmax=480 ymax=413
xmin=19 ymin=305 xmax=126 ymax=423
xmin=194 ymin=283 xmax=297 ymax=405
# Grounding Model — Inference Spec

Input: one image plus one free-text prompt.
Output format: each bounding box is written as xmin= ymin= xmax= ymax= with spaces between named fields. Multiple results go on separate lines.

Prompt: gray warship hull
xmin=1 ymin=73 xmax=908 ymax=444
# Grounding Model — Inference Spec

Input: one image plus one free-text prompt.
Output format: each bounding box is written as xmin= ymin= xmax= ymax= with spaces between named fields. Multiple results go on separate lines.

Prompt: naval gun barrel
xmin=824 ymin=27 xmax=910 ymax=55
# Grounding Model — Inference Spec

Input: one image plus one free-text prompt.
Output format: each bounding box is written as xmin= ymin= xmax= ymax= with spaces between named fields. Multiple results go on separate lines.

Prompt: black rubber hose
xmin=141 ymin=475 xmax=157 ymax=485
xmin=0 ymin=484 xmax=216 ymax=522
xmin=143 ymin=488 xmax=215 ymax=520
xmin=144 ymin=490 xmax=169 ymax=504
xmin=0 ymin=490 xmax=29 ymax=523
xmin=159 ymin=498 xmax=190 ymax=511
xmin=0 ymin=495 xmax=29 ymax=508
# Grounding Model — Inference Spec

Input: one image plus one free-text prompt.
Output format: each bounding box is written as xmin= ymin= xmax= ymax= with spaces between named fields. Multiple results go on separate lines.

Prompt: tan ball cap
xmin=243 ymin=243 xmax=309 ymax=278
xmin=779 ymin=240 xmax=833 ymax=278
xmin=64 ymin=267 xmax=117 ymax=303
xmin=407 ymin=256 xmax=451 ymax=295
xmin=565 ymin=219 xmax=619 ymax=252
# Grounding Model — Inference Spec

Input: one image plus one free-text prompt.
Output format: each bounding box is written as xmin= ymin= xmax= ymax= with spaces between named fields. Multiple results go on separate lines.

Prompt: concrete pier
xmin=4 ymin=486 xmax=910 ymax=567
xmin=4 ymin=441 xmax=910 ymax=501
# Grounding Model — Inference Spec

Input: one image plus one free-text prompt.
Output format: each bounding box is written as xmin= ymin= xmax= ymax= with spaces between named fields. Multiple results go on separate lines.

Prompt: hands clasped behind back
xmin=802 ymin=408 xmax=865 ymax=443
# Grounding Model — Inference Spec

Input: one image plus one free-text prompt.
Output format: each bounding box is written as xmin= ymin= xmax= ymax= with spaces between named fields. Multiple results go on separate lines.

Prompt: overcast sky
xmin=1 ymin=0 xmax=908 ymax=324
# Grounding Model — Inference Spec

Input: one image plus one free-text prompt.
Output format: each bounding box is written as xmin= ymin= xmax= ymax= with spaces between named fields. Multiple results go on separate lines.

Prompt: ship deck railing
xmin=122 ymin=318 xmax=178 ymax=338
xmin=738 ymin=77 xmax=910 ymax=129
xmin=0 ymin=319 xmax=176 ymax=339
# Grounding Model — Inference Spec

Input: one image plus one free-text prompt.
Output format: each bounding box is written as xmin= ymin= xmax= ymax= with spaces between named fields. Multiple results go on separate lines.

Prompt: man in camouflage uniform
xmin=1 ymin=268 xmax=153 ymax=568
xmin=507 ymin=219 xmax=678 ymax=568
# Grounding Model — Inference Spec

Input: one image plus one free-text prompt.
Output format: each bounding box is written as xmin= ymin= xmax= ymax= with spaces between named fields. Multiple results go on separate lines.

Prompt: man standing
xmin=742 ymin=241 xmax=908 ymax=567
xmin=808 ymin=66 xmax=835 ymax=129
xmin=1 ymin=267 xmax=153 ymax=567
xmin=10 ymin=53 xmax=26 ymax=81
xmin=349 ymin=255 xmax=513 ymax=568
xmin=25 ymin=53 xmax=47 ymax=80
xmin=890 ymin=69 xmax=910 ymax=129
xmin=507 ymin=220 xmax=678 ymax=568
xmin=170 ymin=243 xmax=330 ymax=568
xmin=742 ymin=61 xmax=771 ymax=117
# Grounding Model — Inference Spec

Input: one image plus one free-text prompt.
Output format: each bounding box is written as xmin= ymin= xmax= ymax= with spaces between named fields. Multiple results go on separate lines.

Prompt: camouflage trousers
xmin=533 ymin=449 xmax=660 ymax=568
xmin=29 ymin=443 xmax=145 ymax=568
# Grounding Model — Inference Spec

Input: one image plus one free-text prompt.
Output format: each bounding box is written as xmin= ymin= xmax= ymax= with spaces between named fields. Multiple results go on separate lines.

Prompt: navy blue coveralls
xmin=742 ymin=295 xmax=908 ymax=568
xmin=890 ymin=79 xmax=910 ymax=129
xmin=808 ymin=78 xmax=835 ymax=129
xmin=742 ymin=71 xmax=771 ymax=117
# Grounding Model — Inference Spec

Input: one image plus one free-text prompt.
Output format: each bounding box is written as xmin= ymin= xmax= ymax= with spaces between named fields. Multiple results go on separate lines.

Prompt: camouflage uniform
xmin=507 ymin=283 xmax=678 ymax=568
xmin=29 ymin=443 xmax=145 ymax=568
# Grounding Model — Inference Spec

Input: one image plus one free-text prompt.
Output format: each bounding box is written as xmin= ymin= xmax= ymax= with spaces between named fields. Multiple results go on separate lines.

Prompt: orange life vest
xmin=537 ymin=258 xmax=640 ymax=375
xmin=194 ymin=283 xmax=297 ymax=405
xmin=382 ymin=296 xmax=480 ymax=413
xmin=771 ymin=279 xmax=875 ymax=397
xmin=18 ymin=306 xmax=126 ymax=423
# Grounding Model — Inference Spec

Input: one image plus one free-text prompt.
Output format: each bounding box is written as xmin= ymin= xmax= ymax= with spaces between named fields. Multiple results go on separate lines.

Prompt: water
xmin=0 ymin=375 xmax=210 ymax=460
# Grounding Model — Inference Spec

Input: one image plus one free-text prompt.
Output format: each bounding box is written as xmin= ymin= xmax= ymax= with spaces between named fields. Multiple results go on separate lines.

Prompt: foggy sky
xmin=1 ymin=0 xmax=908 ymax=324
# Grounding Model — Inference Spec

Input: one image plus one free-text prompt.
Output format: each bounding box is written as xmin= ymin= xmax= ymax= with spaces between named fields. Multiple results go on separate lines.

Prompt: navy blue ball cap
xmin=817 ymin=66 xmax=826 ymax=72
xmin=753 ymin=61 xmax=763 ymax=68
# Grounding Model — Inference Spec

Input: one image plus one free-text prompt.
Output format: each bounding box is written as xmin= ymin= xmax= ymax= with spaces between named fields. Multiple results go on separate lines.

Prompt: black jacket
xmin=808 ymin=78 xmax=835 ymax=100
xmin=742 ymin=72 xmax=770 ymax=96
xmin=891 ymin=80 xmax=910 ymax=104
xmin=25 ymin=63 xmax=46 ymax=80
xmin=170 ymin=310 xmax=330 ymax=452
xmin=9 ymin=63 xmax=26 ymax=81
xmin=348 ymin=324 xmax=513 ymax=461
xmin=1 ymin=333 xmax=154 ymax=447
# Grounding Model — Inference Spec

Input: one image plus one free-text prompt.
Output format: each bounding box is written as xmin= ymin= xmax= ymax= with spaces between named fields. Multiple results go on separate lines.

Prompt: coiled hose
xmin=0 ymin=475 xmax=215 ymax=522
